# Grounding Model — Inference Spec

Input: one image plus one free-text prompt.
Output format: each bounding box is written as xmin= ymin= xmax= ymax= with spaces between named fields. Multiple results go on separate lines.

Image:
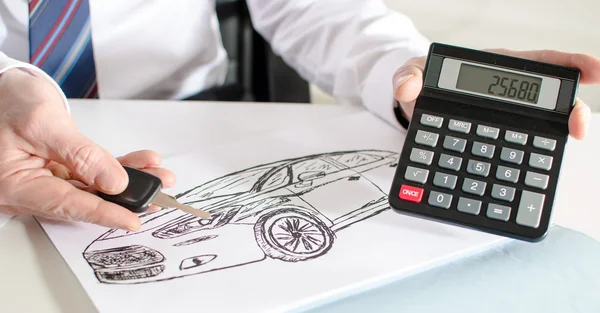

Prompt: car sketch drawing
xmin=83 ymin=150 xmax=399 ymax=284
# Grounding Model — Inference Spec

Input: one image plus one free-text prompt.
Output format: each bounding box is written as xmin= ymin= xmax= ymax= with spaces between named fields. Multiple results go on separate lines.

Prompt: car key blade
xmin=152 ymin=192 xmax=211 ymax=219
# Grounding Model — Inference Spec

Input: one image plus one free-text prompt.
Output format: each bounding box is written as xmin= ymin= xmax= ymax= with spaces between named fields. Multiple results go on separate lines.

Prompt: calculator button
xmin=505 ymin=130 xmax=528 ymax=145
xmin=428 ymin=191 xmax=453 ymax=209
xmin=471 ymin=141 xmax=495 ymax=159
xmin=409 ymin=148 xmax=434 ymax=166
xmin=533 ymin=136 xmax=557 ymax=151
xmin=529 ymin=152 xmax=553 ymax=171
xmin=404 ymin=166 xmax=429 ymax=184
xmin=491 ymin=184 xmax=516 ymax=202
xmin=500 ymin=147 xmax=524 ymax=165
xmin=516 ymin=190 xmax=546 ymax=228
xmin=443 ymin=135 xmax=467 ymax=153
xmin=415 ymin=130 xmax=439 ymax=147
xmin=399 ymin=185 xmax=424 ymax=203
xmin=466 ymin=160 xmax=491 ymax=177
xmin=420 ymin=114 xmax=443 ymax=128
xmin=462 ymin=178 xmax=486 ymax=196
xmin=457 ymin=197 xmax=482 ymax=215
xmin=476 ymin=124 xmax=499 ymax=139
xmin=438 ymin=154 xmax=462 ymax=171
xmin=448 ymin=119 xmax=471 ymax=134
xmin=487 ymin=203 xmax=511 ymax=221
xmin=496 ymin=165 xmax=520 ymax=183
xmin=524 ymin=171 xmax=549 ymax=190
xmin=433 ymin=172 xmax=457 ymax=190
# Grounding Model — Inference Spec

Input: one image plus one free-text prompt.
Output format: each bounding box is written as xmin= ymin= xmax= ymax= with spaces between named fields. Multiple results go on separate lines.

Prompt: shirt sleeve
xmin=0 ymin=52 xmax=70 ymax=114
xmin=245 ymin=0 xmax=430 ymax=130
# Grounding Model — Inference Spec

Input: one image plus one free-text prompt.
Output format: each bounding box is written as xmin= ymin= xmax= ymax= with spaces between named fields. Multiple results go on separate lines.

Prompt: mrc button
xmin=399 ymin=184 xmax=424 ymax=203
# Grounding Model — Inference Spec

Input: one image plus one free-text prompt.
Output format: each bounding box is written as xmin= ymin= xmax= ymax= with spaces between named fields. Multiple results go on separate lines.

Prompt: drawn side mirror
xmin=295 ymin=171 xmax=325 ymax=188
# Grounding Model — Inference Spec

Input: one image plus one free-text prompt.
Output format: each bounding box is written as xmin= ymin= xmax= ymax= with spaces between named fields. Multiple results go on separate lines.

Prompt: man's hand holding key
xmin=0 ymin=68 xmax=175 ymax=232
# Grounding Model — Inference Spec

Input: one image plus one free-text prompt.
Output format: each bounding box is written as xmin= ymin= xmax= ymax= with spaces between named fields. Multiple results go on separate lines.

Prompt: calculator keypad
xmin=433 ymin=172 xmax=457 ymax=190
xmin=438 ymin=154 xmax=462 ymax=171
xmin=505 ymin=130 xmax=528 ymax=145
xmin=457 ymin=197 xmax=482 ymax=215
xmin=516 ymin=191 xmax=546 ymax=228
xmin=529 ymin=153 xmax=553 ymax=171
xmin=396 ymin=112 xmax=563 ymax=235
xmin=524 ymin=172 xmax=549 ymax=190
xmin=415 ymin=130 xmax=439 ymax=147
xmin=410 ymin=148 xmax=434 ymax=165
xmin=466 ymin=160 xmax=490 ymax=177
xmin=496 ymin=166 xmax=520 ymax=183
xmin=443 ymin=136 xmax=467 ymax=153
xmin=471 ymin=142 xmax=495 ymax=159
xmin=500 ymin=147 xmax=524 ymax=165
xmin=405 ymin=166 xmax=429 ymax=184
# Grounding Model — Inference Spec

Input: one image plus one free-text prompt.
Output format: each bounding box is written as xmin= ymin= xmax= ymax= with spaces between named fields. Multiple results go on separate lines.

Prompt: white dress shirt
xmin=0 ymin=0 xmax=429 ymax=226
xmin=0 ymin=0 xmax=430 ymax=127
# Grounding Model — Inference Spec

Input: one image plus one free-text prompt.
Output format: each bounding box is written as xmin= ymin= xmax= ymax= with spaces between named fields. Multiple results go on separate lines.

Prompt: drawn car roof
xmin=174 ymin=149 xmax=397 ymax=199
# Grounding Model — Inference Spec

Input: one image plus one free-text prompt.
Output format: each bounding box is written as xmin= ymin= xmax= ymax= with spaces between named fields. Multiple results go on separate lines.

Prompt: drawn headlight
xmin=84 ymin=245 xmax=164 ymax=270
xmin=95 ymin=265 xmax=165 ymax=283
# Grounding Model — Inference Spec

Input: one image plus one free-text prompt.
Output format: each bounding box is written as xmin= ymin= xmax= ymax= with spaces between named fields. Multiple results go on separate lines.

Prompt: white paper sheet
xmin=38 ymin=112 xmax=506 ymax=313
xmin=0 ymin=214 xmax=12 ymax=229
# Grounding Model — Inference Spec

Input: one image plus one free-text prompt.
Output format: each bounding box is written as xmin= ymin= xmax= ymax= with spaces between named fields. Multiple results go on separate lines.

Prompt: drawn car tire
xmin=254 ymin=206 xmax=334 ymax=262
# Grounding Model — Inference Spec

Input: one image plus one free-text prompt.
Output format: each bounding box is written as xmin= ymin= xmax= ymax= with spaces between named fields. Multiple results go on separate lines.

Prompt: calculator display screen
xmin=436 ymin=58 xmax=562 ymax=111
xmin=456 ymin=64 xmax=542 ymax=104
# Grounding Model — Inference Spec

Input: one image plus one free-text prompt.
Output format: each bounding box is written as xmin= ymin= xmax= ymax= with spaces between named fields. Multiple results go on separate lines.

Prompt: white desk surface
xmin=0 ymin=100 xmax=598 ymax=313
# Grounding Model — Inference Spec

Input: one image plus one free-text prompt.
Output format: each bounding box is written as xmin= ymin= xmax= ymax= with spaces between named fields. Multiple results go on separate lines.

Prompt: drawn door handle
xmin=348 ymin=176 xmax=360 ymax=181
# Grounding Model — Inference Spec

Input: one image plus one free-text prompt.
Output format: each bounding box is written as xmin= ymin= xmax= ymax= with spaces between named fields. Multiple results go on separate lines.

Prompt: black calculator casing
xmin=389 ymin=43 xmax=580 ymax=242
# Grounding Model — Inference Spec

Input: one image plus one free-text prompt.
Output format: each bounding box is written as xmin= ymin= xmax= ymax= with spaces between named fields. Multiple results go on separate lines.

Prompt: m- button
xmin=476 ymin=124 xmax=499 ymax=139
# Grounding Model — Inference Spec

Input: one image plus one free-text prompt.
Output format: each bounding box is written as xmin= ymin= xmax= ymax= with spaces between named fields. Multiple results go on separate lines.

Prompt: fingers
xmin=116 ymin=150 xmax=175 ymax=188
xmin=568 ymin=99 xmax=592 ymax=140
xmin=45 ymin=161 xmax=71 ymax=180
xmin=140 ymin=167 xmax=176 ymax=188
xmin=13 ymin=175 xmax=141 ymax=231
xmin=46 ymin=130 xmax=128 ymax=195
xmin=116 ymin=150 xmax=163 ymax=169
xmin=485 ymin=49 xmax=600 ymax=84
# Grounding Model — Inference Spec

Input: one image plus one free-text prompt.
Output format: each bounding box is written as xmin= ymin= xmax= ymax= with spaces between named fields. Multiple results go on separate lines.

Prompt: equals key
xmin=97 ymin=166 xmax=211 ymax=218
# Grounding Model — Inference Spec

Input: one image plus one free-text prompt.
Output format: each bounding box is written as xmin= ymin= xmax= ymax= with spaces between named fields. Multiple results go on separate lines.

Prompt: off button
xmin=399 ymin=185 xmax=424 ymax=203
xmin=420 ymin=114 xmax=443 ymax=128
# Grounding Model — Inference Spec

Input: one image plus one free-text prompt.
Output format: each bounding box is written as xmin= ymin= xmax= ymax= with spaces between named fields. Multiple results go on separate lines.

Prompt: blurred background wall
xmin=310 ymin=0 xmax=600 ymax=112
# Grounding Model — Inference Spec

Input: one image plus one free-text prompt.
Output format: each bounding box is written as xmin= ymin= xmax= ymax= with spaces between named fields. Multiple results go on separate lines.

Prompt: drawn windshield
xmin=181 ymin=167 xmax=271 ymax=203
xmin=291 ymin=158 xmax=341 ymax=182
xmin=329 ymin=152 xmax=383 ymax=168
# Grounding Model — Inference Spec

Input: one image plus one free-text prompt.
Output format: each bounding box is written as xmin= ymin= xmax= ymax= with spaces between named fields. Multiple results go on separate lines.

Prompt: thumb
xmin=393 ymin=57 xmax=425 ymax=103
xmin=393 ymin=56 xmax=426 ymax=118
xmin=44 ymin=128 xmax=128 ymax=194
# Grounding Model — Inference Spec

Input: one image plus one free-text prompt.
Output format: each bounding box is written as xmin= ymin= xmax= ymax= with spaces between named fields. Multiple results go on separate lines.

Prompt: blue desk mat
xmin=303 ymin=226 xmax=600 ymax=313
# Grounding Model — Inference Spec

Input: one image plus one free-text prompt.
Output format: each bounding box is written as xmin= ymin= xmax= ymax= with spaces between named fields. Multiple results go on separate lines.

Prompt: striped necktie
xmin=28 ymin=0 xmax=99 ymax=98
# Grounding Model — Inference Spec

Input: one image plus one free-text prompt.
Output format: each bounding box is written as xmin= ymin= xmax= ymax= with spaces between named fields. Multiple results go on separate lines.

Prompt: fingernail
xmin=393 ymin=68 xmax=414 ymax=90
xmin=96 ymin=166 xmax=128 ymax=193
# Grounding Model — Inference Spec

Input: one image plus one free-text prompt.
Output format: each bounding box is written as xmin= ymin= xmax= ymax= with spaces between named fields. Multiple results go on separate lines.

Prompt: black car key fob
xmin=97 ymin=166 xmax=162 ymax=213
xmin=97 ymin=166 xmax=211 ymax=218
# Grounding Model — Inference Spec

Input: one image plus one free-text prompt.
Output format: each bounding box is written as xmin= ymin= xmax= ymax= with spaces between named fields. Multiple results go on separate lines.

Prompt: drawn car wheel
xmin=254 ymin=207 xmax=334 ymax=262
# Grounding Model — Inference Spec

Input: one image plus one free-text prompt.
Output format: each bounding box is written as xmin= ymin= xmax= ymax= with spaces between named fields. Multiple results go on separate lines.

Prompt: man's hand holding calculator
xmin=0 ymin=45 xmax=597 ymax=236
xmin=393 ymin=48 xmax=596 ymax=140
xmin=390 ymin=44 xmax=599 ymax=241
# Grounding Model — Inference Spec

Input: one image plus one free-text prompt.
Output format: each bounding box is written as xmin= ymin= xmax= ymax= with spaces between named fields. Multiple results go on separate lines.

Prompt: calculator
xmin=388 ymin=43 xmax=580 ymax=242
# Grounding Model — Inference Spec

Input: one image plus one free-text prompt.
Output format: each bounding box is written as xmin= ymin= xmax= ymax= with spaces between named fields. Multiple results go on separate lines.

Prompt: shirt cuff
xmin=0 ymin=52 xmax=70 ymax=114
xmin=361 ymin=46 xmax=429 ymax=132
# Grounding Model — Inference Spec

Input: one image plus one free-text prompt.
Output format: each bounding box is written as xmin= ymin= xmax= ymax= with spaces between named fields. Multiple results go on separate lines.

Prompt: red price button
xmin=399 ymin=185 xmax=424 ymax=203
